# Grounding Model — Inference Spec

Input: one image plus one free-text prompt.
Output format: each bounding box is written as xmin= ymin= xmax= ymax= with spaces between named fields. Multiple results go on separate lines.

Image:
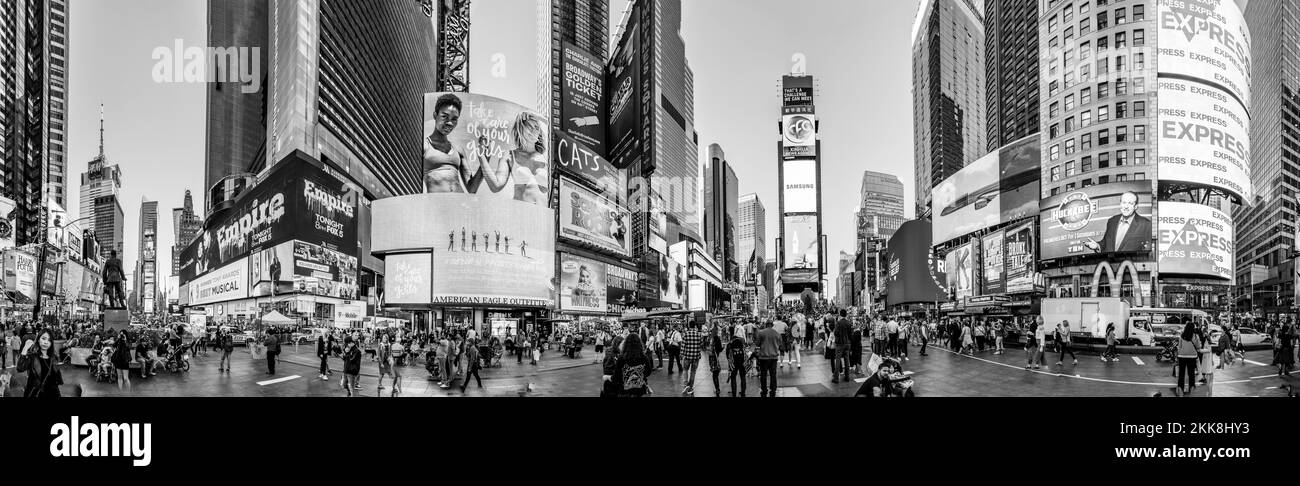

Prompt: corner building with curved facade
xmin=1037 ymin=0 xmax=1251 ymax=311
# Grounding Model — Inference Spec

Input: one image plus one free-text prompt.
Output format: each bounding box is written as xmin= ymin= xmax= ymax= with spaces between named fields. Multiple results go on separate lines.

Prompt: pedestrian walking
xmin=1274 ymin=323 xmax=1295 ymax=376
xmin=1197 ymin=322 xmax=1214 ymax=391
xmin=705 ymin=326 xmax=723 ymax=397
xmin=960 ymin=324 xmax=974 ymax=355
xmin=726 ymin=332 xmax=747 ymax=397
xmin=17 ymin=330 xmax=62 ymax=398
xmin=437 ymin=335 xmax=453 ymax=388
xmin=830 ymin=310 xmax=853 ymax=383
xmin=789 ymin=317 xmax=804 ymax=368
xmin=918 ymin=319 xmax=929 ymax=356
xmin=1025 ymin=321 xmax=1042 ymax=370
xmin=850 ymin=323 xmax=863 ymax=375
xmin=111 ymin=332 xmax=131 ymax=391
xmin=377 ymin=335 xmax=393 ymax=393
xmin=666 ymin=326 xmax=683 ymax=375
xmin=615 ymin=333 xmax=654 ymax=397
xmin=1176 ymin=323 xmax=1201 ymax=396
xmin=1102 ymin=322 xmax=1119 ymax=362
xmin=341 ymin=338 xmax=361 ymax=397
xmin=650 ymin=328 xmax=664 ymax=370
xmin=803 ymin=316 xmax=815 ymax=350
xmin=897 ymin=319 xmax=910 ymax=361
xmin=461 ymin=339 xmax=482 ymax=392
xmin=973 ymin=321 xmax=986 ymax=352
xmin=679 ymin=324 xmax=703 ymax=395
xmin=993 ymin=320 xmax=1005 ymax=354
xmin=755 ymin=320 xmax=781 ymax=397
xmin=1055 ymin=320 xmax=1077 ymax=367
xmin=887 ymin=316 xmax=900 ymax=357
xmin=316 ymin=335 xmax=330 ymax=379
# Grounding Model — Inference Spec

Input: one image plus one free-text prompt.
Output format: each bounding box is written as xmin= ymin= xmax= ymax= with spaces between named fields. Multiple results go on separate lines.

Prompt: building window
xmin=1117 ymin=149 xmax=1128 ymax=166
xmin=1066 ymin=160 xmax=1077 ymax=177
xmin=1097 ymin=11 xmax=1108 ymax=30
xmin=1080 ymin=3 xmax=1090 ymax=14
xmin=1082 ymin=110 xmax=1093 ymax=127
xmin=1134 ymin=29 xmax=1145 ymax=46
xmin=1117 ymin=125 xmax=1128 ymax=142
xmin=1099 ymin=152 xmax=1111 ymax=168
xmin=1051 ymin=187 xmax=1061 ymax=196
xmin=1134 ymin=125 xmax=1147 ymax=141
xmin=1116 ymin=7 xmax=1126 ymax=24
xmin=1051 ymin=166 xmax=1062 ymax=181
xmin=1081 ymin=178 xmax=1094 ymax=187
xmin=1065 ymin=27 xmax=1075 ymax=41
xmin=1051 ymin=123 xmax=1061 ymax=139
xmin=1050 ymin=15 xmax=1059 ymax=32
xmin=1081 ymin=87 xmax=1092 ymax=104
xmin=1134 ymin=4 xmax=1144 ymax=21
xmin=1082 ymin=156 xmax=1094 ymax=172
xmin=1134 ymin=77 xmax=1145 ymax=94
xmin=1081 ymin=64 xmax=1091 ymax=80
xmin=1116 ymin=101 xmax=1127 ymax=118
xmin=1066 ymin=182 xmax=1077 ymax=191
xmin=1064 ymin=5 xmax=1074 ymax=22
xmin=1099 ymin=128 xmax=1110 ymax=145
xmin=1116 ymin=31 xmax=1126 ymax=48
xmin=1134 ymin=173 xmax=1145 ymax=180
xmin=1098 ymin=105 xmax=1109 ymax=122
xmin=1050 ymin=102 xmax=1060 ymax=118
xmin=1116 ymin=174 xmax=1129 ymax=182
xmin=1082 ymin=133 xmax=1093 ymax=150
xmin=1099 ymin=175 xmax=1110 ymax=184
xmin=1116 ymin=78 xmax=1127 ymax=95
xmin=1051 ymin=144 xmax=1061 ymax=161
xmin=1050 ymin=36 xmax=1060 ymax=50
xmin=1134 ymin=101 xmax=1145 ymax=117
xmin=1065 ymin=94 xmax=1076 ymax=111
xmin=1098 ymin=82 xmax=1109 ymax=98
xmin=1050 ymin=80 xmax=1060 ymax=96
xmin=1066 ymin=117 xmax=1076 ymax=132
xmin=1081 ymin=19 xmax=1091 ymax=34
xmin=1066 ymin=138 xmax=1077 ymax=154
xmin=1135 ymin=149 xmax=1146 ymax=165
xmin=1098 ymin=35 xmax=1108 ymax=50
xmin=1097 ymin=57 xmax=1109 ymax=75
xmin=1135 ymin=53 xmax=1145 ymax=70
xmin=1115 ymin=55 xmax=1125 ymax=71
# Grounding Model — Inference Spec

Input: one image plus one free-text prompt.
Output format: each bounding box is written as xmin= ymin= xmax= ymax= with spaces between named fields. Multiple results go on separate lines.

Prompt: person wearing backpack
xmin=665 ymin=325 xmax=684 ymax=375
xmin=726 ymin=332 xmax=747 ymax=397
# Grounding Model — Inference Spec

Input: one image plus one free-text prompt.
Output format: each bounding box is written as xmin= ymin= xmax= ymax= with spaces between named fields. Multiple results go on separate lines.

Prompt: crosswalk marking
xmin=1131 ymin=357 xmax=1145 ymax=366
xmin=1243 ymin=359 xmax=1267 ymax=367
xmin=257 ymin=375 xmax=301 ymax=386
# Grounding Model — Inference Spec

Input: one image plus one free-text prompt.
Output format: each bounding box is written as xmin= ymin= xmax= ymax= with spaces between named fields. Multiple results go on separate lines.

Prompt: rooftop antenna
xmin=98 ymin=103 xmax=105 ymax=158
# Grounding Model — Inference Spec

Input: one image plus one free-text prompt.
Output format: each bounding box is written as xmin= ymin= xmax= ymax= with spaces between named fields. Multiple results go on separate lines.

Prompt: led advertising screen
xmin=1039 ymin=181 xmax=1154 ymax=261
xmin=559 ymin=253 xmax=607 ymax=313
xmin=932 ymin=134 xmax=1040 ymax=245
xmin=885 ymin=220 xmax=948 ymax=306
xmin=1158 ymin=201 xmax=1234 ymax=280
xmin=1156 ymin=78 xmax=1251 ymax=202
xmin=1003 ymin=222 xmax=1036 ymax=294
xmin=188 ymin=258 xmax=249 ymax=306
xmin=982 ymin=231 xmax=1005 ymax=295
xmin=782 ymin=75 xmax=814 ymax=106
xmin=605 ymin=263 xmax=639 ymax=314
xmin=560 ymin=42 xmax=606 ymax=156
xmin=554 ymin=130 xmax=624 ymax=203
xmin=1157 ymin=0 xmax=1251 ymax=109
xmin=249 ymin=241 xmax=294 ymax=297
xmin=781 ymin=158 xmax=818 ymax=214
xmin=384 ymin=253 xmax=432 ymax=305
xmin=782 ymin=106 xmax=817 ymax=159
xmin=5 ymin=250 xmax=37 ymax=300
xmin=607 ymin=15 xmax=641 ymax=170
xmin=945 ymin=243 xmax=975 ymax=301
xmin=422 ymin=93 xmax=551 ymax=206
xmin=783 ymin=215 xmax=820 ymax=270
xmin=0 ymin=196 xmax=15 ymax=250
xmin=659 ymin=249 xmax=687 ymax=306
xmin=292 ymin=240 xmax=360 ymax=300
xmin=179 ymin=153 xmax=358 ymax=285
xmin=372 ymin=193 xmax=555 ymax=309
xmin=559 ymin=179 xmax=631 ymax=256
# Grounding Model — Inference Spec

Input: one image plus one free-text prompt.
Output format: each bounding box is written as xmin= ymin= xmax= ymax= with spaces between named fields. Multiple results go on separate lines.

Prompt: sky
xmin=65 ymin=0 xmax=922 ymax=302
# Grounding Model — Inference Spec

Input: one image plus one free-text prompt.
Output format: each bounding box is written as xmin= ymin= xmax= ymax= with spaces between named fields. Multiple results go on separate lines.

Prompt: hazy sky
xmin=66 ymin=0 xmax=921 ymax=301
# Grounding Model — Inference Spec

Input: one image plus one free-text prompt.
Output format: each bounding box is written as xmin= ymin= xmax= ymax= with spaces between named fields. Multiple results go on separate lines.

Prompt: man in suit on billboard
xmin=1084 ymin=191 xmax=1151 ymax=253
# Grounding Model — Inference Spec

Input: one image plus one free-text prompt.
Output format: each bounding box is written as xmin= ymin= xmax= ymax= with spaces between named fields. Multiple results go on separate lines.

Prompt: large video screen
xmin=560 ymin=42 xmax=607 ymax=156
xmin=559 ymin=179 xmax=631 ymax=256
xmin=932 ymin=134 xmax=1040 ymax=245
xmin=1156 ymin=78 xmax=1251 ymax=202
xmin=1003 ymin=222 xmax=1036 ymax=294
xmin=783 ymin=215 xmax=820 ymax=270
xmin=1157 ymin=0 xmax=1251 ymax=109
xmin=944 ymin=242 xmax=975 ymax=301
xmin=559 ymin=253 xmax=607 ymax=313
xmin=384 ymin=253 xmax=432 ymax=305
xmin=782 ymin=159 xmax=818 ymax=214
xmin=884 ymin=220 xmax=947 ymax=306
xmin=1039 ymin=181 xmax=1154 ymax=261
xmin=982 ymin=231 xmax=1004 ymax=295
xmin=1158 ymin=201 xmax=1234 ymax=280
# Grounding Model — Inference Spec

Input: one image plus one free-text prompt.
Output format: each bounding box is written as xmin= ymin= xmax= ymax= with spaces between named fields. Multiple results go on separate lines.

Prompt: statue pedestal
xmin=105 ymin=309 xmax=130 ymax=331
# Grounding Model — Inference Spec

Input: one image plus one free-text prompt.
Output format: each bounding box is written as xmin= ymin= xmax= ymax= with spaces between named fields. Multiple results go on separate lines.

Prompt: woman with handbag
xmin=17 ymin=330 xmax=63 ymax=398
xmin=616 ymin=334 xmax=653 ymax=397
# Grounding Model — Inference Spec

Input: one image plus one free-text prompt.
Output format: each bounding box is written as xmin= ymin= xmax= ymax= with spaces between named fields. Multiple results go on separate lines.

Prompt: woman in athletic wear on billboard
xmin=424 ymin=93 xmax=491 ymax=194
xmin=509 ymin=111 xmax=549 ymax=205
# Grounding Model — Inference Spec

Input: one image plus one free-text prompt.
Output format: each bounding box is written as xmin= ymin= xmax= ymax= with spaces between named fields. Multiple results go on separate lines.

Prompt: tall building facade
xmin=609 ymin=0 xmax=699 ymax=308
xmin=1234 ymin=0 xmax=1299 ymax=314
xmin=263 ymin=0 xmax=438 ymax=201
xmin=912 ymin=0 xmax=986 ymax=218
xmin=136 ymin=199 xmax=158 ymax=315
xmin=204 ymin=0 xmax=268 ymax=216
xmin=1038 ymin=0 xmax=1250 ymax=311
xmin=171 ymin=190 xmax=200 ymax=276
xmin=777 ymin=74 xmax=823 ymax=296
xmin=1 ymin=0 xmax=69 ymax=246
xmin=704 ymin=143 xmax=738 ymax=283
xmin=859 ymin=170 xmax=906 ymax=239
xmin=79 ymin=109 xmax=124 ymax=259
xmin=738 ymin=193 xmax=766 ymax=283
xmin=985 ymin=0 xmax=1040 ymax=152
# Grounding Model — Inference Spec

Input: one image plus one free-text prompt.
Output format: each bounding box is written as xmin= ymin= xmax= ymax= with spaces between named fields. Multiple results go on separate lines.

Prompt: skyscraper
xmin=136 ymin=199 xmax=158 ymax=315
xmin=704 ymin=143 xmax=738 ymax=282
xmin=204 ymin=0 xmax=268 ymax=216
xmin=171 ymin=190 xmax=200 ymax=276
xmin=262 ymin=0 xmax=438 ymax=200
xmin=1234 ymin=0 xmax=1299 ymax=311
xmin=79 ymin=106 xmax=124 ymax=259
xmin=1 ymin=0 xmax=70 ymax=246
xmin=912 ymin=0 xmax=986 ymax=218
xmin=609 ymin=0 xmax=699 ymax=308
xmin=985 ymin=0 xmax=1039 ymax=152
xmin=858 ymin=170 xmax=906 ymax=240
xmin=738 ymin=193 xmax=766 ymax=280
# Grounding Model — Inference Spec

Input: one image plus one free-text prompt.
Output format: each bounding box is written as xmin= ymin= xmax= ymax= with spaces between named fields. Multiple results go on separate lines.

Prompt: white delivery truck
xmin=1038 ymin=297 xmax=1156 ymax=346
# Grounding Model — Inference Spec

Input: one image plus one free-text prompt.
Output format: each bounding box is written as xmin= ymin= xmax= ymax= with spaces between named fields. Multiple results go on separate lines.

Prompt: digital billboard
xmin=659 ymin=243 xmax=687 ymax=306
xmin=422 ymin=93 xmax=551 ymax=206
xmin=179 ymin=153 xmax=359 ymax=285
xmin=5 ymin=250 xmax=37 ymax=300
xmin=384 ymin=253 xmax=432 ymax=305
xmin=781 ymin=158 xmax=818 ymax=214
xmin=982 ymin=231 xmax=1005 ymax=295
xmin=782 ymin=106 xmax=817 ymax=159
xmin=249 ymin=241 xmax=295 ymax=297
xmin=559 ymin=253 xmax=607 ymax=313
xmin=1156 ymin=78 xmax=1251 ymax=202
xmin=560 ymin=42 xmax=607 ymax=156
xmin=372 ymin=193 xmax=555 ymax=309
xmin=932 ymin=134 xmax=1040 ymax=245
xmin=188 ymin=258 xmax=249 ymax=306
xmin=559 ymin=179 xmax=631 ymax=256
xmin=782 ymin=75 xmax=814 ymax=106
xmin=1157 ymin=0 xmax=1251 ymax=109
xmin=607 ymin=14 xmax=641 ymax=170
xmin=554 ymin=130 xmax=624 ymax=202
xmin=944 ymin=242 xmax=975 ymax=301
xmin=783 ymin=215 xmax=820 ymax=270
xmin=1003 ymin=222 xmax=1036 ymax=294
xmin=605 ymin=263 xmax=639 ymax=314
xmin=1158 ymin=201 xmax=1234 ymax=280
xmin=292 ymin=240 xmax=360 ymax=300
xmin=1039 ymin=181 xmax=1154 ymax=261
xmin=0 ymin=196 xmax=15 ymax=250
xmin=885 ymin=220 xmax=948 ymax=306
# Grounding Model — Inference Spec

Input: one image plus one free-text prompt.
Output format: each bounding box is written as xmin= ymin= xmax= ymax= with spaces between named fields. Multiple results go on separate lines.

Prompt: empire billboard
xmin=1039 ymin=181 xmax=1154 ymax=261
xmin=932 ymin=134 xmax=1040 ymax=246
xmin=1158 ymin=201 xmax=1233 ymax=280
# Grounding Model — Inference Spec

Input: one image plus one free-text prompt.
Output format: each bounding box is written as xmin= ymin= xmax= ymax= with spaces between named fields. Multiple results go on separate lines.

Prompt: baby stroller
xmin=486 ymin=344 xmax=504 ymax=368
xmin=91 ymin=348 xmax=117 ymax=384
xmin=164 ymin=340 xmax=195 ymax=373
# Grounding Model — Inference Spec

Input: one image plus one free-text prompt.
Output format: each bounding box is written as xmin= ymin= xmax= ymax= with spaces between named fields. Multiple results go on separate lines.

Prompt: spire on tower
xmin=98 ymin=103 xmax=105 ymax=158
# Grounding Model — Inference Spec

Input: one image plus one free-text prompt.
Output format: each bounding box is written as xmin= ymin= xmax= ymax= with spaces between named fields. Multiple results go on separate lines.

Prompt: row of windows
xmin=1050 ymin=124 xmax=1149 ymax=160
xmin=1049 ymin=101 xmax=1147 ymax=136
xmin=1050 ymin=146 xmax=1148 ymax=179
xmin=1047 ymin=172 xmax=1147 ymax=195
xmin=1049 ymin=76 xmax=1146 ymax=112
xmin=1047 ymin=0 xmax=1145 ymax=34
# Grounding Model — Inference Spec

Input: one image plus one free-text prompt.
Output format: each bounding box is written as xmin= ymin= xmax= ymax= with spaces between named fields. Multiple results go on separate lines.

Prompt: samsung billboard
xmin=781 ymin=158 xmax=818 ymax=214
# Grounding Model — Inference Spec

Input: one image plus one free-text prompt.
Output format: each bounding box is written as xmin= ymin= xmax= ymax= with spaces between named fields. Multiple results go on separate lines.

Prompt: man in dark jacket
xmin=264 ymin=332 xmax=280 ymax=374
xmin=341 ymin=338 xmax=361 ymax=397
xmin=461 ymin=339 xmax=482 ymax=391
xmin=755 ymin=321 xmax=782 ymax=397
xmin=316 ymin=335 xmax=331 ymax=379
xmin=833 ymin=309 xmax=853 ymax=383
